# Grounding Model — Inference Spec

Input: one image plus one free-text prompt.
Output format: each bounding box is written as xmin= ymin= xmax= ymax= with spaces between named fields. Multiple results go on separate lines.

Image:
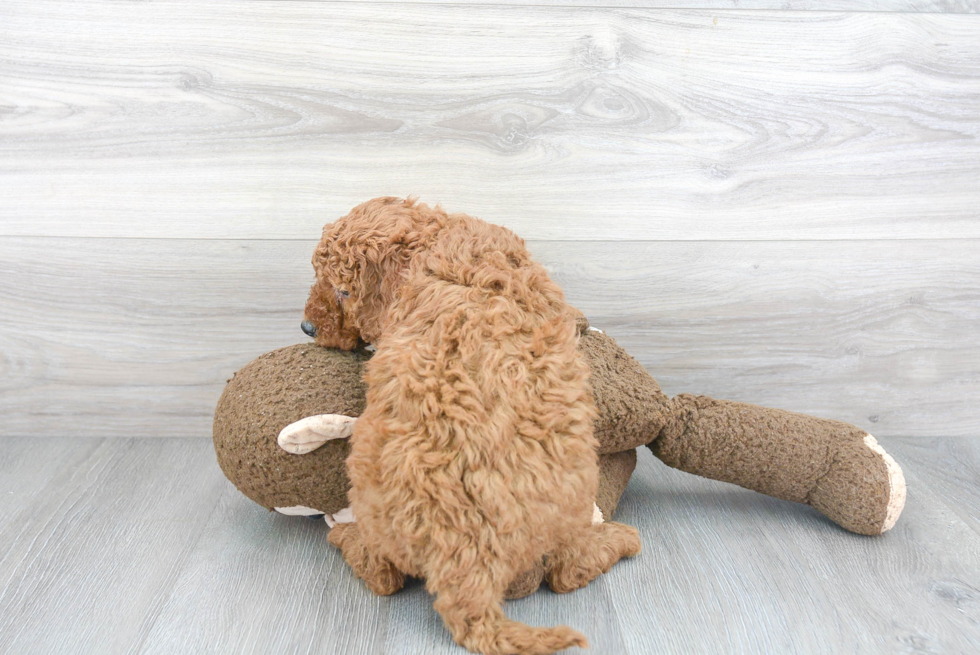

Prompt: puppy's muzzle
xmin=301 ymin=320 xmax=318 ymax=338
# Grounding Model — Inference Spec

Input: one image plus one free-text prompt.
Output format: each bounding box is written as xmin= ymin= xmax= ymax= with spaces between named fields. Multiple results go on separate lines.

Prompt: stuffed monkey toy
xmin=214 ymin=317 xmax=905 ymax=598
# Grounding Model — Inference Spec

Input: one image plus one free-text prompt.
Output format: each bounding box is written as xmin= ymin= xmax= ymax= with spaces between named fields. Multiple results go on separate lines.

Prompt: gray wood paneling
xmin=549 ymin=239 xmax=980 ymax=439
xmin=2 ymin=3 xmax=978 ymax=240
xmin=1 ymin=438 xmax=978 ymax=654
xmin=1 ymin=237 xmax=976 ymax=439
xmin=304 ymin=1 xmax=980 ymax=10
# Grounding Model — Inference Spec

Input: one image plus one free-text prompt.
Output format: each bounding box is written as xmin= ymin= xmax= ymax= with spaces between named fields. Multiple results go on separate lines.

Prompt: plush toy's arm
xmin=648 ymin=394 xmax=906 ymax=536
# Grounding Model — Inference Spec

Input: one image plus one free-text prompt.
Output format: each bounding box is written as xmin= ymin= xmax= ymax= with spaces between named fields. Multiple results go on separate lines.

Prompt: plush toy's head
xmin=213 ymin=345 xmax=370 ymax=518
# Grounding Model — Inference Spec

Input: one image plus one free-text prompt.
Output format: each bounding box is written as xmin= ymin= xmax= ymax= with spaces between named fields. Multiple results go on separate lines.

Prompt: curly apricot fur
xmin=304 ymin=198 xmax=640 ymax=655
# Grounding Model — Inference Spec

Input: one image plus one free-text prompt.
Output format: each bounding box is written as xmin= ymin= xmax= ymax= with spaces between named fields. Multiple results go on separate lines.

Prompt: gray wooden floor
xmin=1 ymin=437 xmax=977 ymax=655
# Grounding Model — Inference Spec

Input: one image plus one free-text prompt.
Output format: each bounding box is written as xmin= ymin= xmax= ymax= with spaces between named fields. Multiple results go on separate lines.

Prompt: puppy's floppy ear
xmin=340 ymin=212 xmax=426 ymax=291
xmin=313 ymin=226 xmax=381 ymax=290
xmin=323 ymin=196 xmax=446 ymax=304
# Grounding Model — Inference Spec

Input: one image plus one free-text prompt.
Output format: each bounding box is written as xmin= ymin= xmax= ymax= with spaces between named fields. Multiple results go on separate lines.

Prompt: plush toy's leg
xmin=649 ymin=394 xmax=906 ymax=536
xmin=544 ymin=521 xmax=641 ymax=594
xmin=327 ymin=523 xmax=405 ymax=596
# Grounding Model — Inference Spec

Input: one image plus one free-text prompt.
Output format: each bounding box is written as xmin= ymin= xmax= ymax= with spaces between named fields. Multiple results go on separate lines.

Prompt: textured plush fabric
xmin=595 ymin=449 xmax=638 ymax=522
xmin=213 ymin=336 xmax=651 ymax=516
xmin=216 ymin=325 xmax=905 ymax=615
xmin=575 ymin=318 xmax=672 ymax=455
xmin=215 ymin=341 xmax=905 ymax=540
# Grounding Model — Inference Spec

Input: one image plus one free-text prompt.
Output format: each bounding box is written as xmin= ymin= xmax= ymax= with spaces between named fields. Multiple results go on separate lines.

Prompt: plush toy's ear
xmin=278 ymin=414 xmax=357 ymax=454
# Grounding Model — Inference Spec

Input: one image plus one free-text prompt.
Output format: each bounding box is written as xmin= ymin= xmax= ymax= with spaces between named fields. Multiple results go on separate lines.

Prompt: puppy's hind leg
xmin=428 ymin=556 xmax=587 ymax=655
xmin=327 ymin=523 xmax=405 ymax=596
xmin=545 ymin=521 xmax=641 ymax=594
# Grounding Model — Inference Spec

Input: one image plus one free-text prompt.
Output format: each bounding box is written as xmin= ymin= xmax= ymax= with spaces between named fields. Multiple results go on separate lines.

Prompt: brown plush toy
xmin=213 ymin=317 xmax=905 ymax=598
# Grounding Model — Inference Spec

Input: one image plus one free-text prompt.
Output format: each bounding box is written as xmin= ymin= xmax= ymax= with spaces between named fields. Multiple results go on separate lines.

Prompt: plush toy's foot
xmin=545 ymin=521 xmax=641 ymax=594
xmin=505 ymin=559 xmax=546 ymax=600
xmin=274 ymin=504 xmax=325 ymax=517
xmin=808 ymin=433 xmax=906 ymax=535
xmin=327 ymin=523 xmax=405 ymax=596
xmin=278 ymin=414 xmax=356 ymax=454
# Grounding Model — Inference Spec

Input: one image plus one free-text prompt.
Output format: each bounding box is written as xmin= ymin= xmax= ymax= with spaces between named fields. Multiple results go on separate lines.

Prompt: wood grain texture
xmin=0 ymin=438 xmax=227 ymax=655
xmin=136 ymin=490 xmax=393 ymax=655
xmin=302 ymin=1 xmax=980 ymax=11
xmin=610 ymin=444 xmax=980 ymax=654
xmin=1 ymin=236 xmax=976 ymax=439
xmin=545 ymin=239 xmax=980 ymax=440
xmin=2 ymin=3 xmax=979 ymax=240
xmin=1 ymin=438 xmax=978 ymax=654
xmin=139 ymin=498 xmax=629 ymax=655
xmin=889 ymin=437 xmax=980 ymax=536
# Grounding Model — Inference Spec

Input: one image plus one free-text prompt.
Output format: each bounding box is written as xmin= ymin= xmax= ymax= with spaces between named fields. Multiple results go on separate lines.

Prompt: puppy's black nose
xmin=301 ymin=320 xmax=317 ymax=338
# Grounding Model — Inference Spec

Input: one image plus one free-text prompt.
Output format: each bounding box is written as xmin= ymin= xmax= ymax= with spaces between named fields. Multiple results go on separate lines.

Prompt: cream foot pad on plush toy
xmin=863 ymin=434 xmax=906 ymax=532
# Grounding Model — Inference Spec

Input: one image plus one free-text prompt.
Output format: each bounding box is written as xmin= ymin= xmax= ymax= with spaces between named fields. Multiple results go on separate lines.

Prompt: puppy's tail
xmin=437 ymin=599 xmax=587 ymax=655
xmin=432 ymin=573 xmax=587 ymax=655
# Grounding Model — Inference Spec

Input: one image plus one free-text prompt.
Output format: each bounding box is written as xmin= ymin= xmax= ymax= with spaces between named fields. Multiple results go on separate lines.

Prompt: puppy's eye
xmin=335 ymin=288 xmax=351 ymax=303
xmin=341 ymin=290 xmax=350 ymax=298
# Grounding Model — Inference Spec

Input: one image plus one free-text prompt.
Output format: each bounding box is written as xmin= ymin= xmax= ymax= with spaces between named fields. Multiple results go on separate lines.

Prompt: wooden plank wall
xmin=1 ymin=0 xmax=978 ymax=438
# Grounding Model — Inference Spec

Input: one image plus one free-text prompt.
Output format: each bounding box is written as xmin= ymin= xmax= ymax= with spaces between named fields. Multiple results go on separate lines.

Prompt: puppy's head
xmin=302 ymin=196 xmax=446 ymax=348
xmin=302 ymin=275 xmax=361 ymax=350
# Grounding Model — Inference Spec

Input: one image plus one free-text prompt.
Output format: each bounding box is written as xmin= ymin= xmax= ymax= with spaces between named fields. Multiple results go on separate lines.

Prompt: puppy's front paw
xmin=329 ymin=523 xmax=404 ymax=596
